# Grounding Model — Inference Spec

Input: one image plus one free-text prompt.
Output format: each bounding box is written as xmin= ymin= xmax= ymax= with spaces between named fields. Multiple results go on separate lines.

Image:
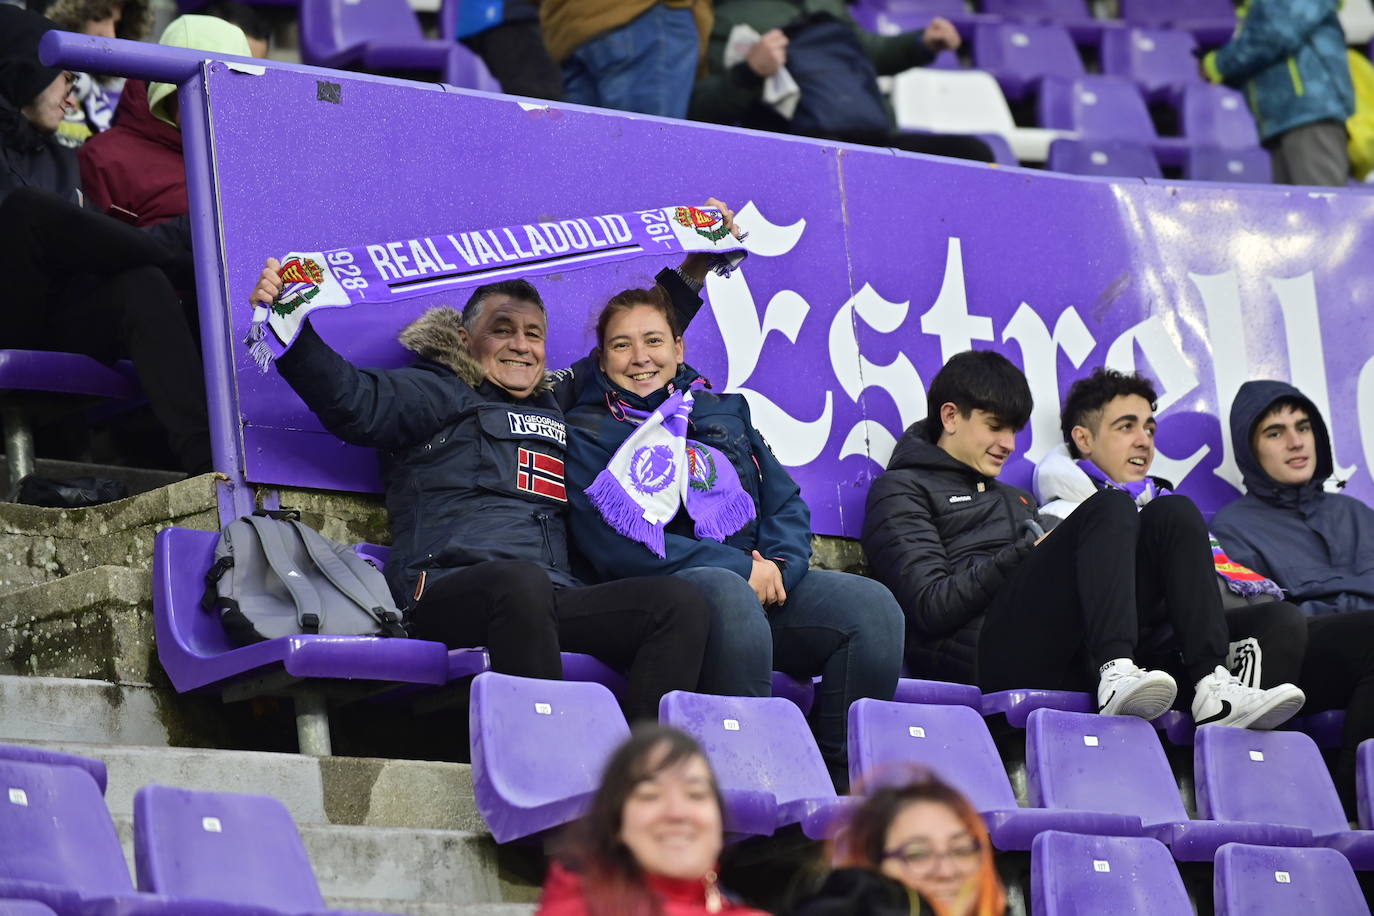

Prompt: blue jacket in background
xmin=564 ymin=363 xmax=813 ymax=592
xmin=1212 ymin=380 xmax=1374 ymax=616
xmin=1206 ymin=0 xmax=1353 ymax=142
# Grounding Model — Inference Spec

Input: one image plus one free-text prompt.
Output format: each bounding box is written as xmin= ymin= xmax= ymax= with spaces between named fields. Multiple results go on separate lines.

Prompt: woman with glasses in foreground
xmin=793 ymin=770 xmax=1005 ymax=916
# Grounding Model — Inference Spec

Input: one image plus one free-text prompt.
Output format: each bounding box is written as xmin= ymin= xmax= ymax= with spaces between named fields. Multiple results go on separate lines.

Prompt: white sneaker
xmin=1097 ymin=659 xmax=1178 ymax=719
xmin=1191 ymin=666 xmax=1305 ymax=729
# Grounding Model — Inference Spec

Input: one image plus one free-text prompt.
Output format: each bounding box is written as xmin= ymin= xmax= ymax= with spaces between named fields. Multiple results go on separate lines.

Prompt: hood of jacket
xmin=147 ymin=15 xmax=252 ymax=126
xmin=0 ymin=6 xmax=61 ymax=114
xmin=1230 ymin=379 xmax=1333 ymax=507
xmin=1033 ymin=442 xmax=1099 ymax=507
xmin=397 ymin=305 xmax=554 ymax=394
xmin=886 ymin=419 xmax=994 ymax=483
xmin=0 ymin=89 xmax=54 ymax=153
xmin=106 ymin=78 xmax=181 ymax=150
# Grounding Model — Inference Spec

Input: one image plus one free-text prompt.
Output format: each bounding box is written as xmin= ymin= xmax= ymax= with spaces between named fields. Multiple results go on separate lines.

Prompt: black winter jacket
xmin=276 ymin=268 xmax=700 ymax=608
xmin=0 ymin=94 xmax=79 ymax=206
xmin=860 ymin=421 xmax=1038 ymax=681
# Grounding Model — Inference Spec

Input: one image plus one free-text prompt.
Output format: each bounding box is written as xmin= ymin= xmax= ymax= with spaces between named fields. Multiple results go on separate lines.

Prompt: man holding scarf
xmin=248 ymin=206 xmax=743 ymax=723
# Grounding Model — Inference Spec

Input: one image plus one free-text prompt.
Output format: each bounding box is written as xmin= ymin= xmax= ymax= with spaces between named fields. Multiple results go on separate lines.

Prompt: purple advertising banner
xmin=202 ymin=63 xmax=1374 ymax=537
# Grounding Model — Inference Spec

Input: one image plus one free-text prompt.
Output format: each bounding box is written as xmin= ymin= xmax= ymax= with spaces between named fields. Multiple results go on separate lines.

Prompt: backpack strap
xmin=244 ymin=514 xmax=325 ymax=634
xmin=288 ymin=520 xmax=407 ymax=638
xmin=200 ymin=555 xmax=236 ymax=615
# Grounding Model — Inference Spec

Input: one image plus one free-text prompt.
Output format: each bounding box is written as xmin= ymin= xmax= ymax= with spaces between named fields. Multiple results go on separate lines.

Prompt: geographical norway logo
xmin=674 ymin=206 xmax=731 ymax=243
xmin=686 ymin=445 xmax=717 ymax=492
xmin=630 ymin=445 xmax=677 ymax=496
xmin=274 ymin=257 xmax=326 ymax=317
xmin=508 ymin=412 xmax=567 ymax=446
xmin=517 ymin=448 xmax=566 ymax=502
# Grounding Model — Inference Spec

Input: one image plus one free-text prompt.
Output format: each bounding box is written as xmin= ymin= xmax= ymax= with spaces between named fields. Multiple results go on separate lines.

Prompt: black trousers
xmin=0 ymin=188 xmax=210 ymax=474
xmin=407 ymin=559 xmax=710 ymax=722
xmin=978 ymin=490 xmax=1229 ymax=693
xmin=462 ymin=20 xmax=563 ymax=101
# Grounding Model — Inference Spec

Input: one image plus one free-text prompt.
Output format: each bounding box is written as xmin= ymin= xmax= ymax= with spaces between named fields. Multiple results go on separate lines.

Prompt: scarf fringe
xmin=692 ymin=486 xmax=757 ymax=542
xmin=245 ymin=307 xmax=274 ymax=372
xmin=586 ymin=469 xmax=667 ymax=558
xmin=1222 ymin=576 xmax=1286 ymax=600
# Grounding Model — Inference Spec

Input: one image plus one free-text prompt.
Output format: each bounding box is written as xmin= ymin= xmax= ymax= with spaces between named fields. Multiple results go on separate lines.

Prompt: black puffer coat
xmin=860 ymin=420 xmax=1039 ymax=682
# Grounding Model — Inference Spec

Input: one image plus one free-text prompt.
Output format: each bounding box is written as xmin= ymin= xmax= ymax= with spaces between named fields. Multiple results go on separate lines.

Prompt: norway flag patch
xmin=518 ymin=448 xmax=567 ymax=502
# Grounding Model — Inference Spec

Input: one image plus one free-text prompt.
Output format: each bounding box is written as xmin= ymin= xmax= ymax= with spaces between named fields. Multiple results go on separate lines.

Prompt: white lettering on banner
xmin=508 ymin=413 xmax=567 ymax=446
xmin=1001 ymin=303 xmax=1095 ymax=464
xmin=828 ymin=284 xmax=926 ymax=467
xmin=1192 ymin=270 xmax=1250 ymax=490
xmin=1359 ymin=358 xmax=1374 ymax=478
xmin=919 ymin=238 xmax=994 ymax=364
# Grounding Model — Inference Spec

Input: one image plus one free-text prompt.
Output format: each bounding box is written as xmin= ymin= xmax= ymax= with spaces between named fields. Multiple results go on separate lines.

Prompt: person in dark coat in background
xmin=0 ymin=6 xmax=80 ymax=205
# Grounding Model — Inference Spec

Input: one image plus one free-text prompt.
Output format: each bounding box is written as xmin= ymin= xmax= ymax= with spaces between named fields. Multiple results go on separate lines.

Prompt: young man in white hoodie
xmin=1033 ymin=368 xmax=1305 ymax=730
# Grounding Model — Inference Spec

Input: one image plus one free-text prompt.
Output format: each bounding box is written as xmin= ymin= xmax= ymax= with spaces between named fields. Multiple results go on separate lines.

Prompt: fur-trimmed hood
xmin=40 ymin=0 xmax=152 ymax=42
xmin=397 ymin=306 xmax=553 ymax=394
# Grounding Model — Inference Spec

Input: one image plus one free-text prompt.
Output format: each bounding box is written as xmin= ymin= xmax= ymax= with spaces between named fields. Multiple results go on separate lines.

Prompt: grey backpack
xmin=202 ymin=510 xmax=407 ymax=645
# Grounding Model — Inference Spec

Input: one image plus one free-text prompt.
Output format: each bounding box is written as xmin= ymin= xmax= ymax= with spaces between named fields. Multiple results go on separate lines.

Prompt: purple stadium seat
xmin=892 ymin=678 xmax=981 ymax=710
xmin=133 ymin=784 xmax=390 ymax=916
xmin=469 ymin=672 xmax=630 ymax=844
xmin=1296 ymin=709 xmax=1347 ymax=749
xmin=1180 ymin=84 xmax=1258 ymax=148
xmin=660 ymin=691 xmax=845 ymax=840
xmin=298 ymin=0 xmax=500 ymax=90
xmin=1359 ymin=739 xmax=1374 ymax=829
xmin=0 ymin=351 xmax=139 ymax=490
xmin=0 ymin=903 xmax=57 ymax=915
xmin=152 ymin=527 xmax=450 ymax=755
xmin=978 ymin=0 xmax=1114 ymax=46
xmin=1195 ymin=726 xmax=1374 ymax=869
xmin=0 ymin=746 xmax=105 ymax=796
xmin=771 ymin=673 xmax=815 ymax=716
xmin=1152 ymin=710 xmax=1197 ymax=745
xmin=1047 ymin=138 xmax=1163 ymax=178
xmin=1117 ymin=0 xmax=1237 ymax=48
xmin=973 ymin=23 xmax=1084 ymax=102
xmin=1215 ymin=842 xmax=1370 ymax=916
xmin=0 ymin=760 xmax=277 ymax=916
xmin=1100 ymin=28 xmax=1202 ymax=103
xmin=1038 ymin=74 xmax=1190 ymax=166
xmin=981 ymin=687 xmax=1094 ymax=728
xmin=1183 ymin=146 xmax=1271 ymax=183
xmin=1031 ymin=831 xmax=1191 ymax=915
xmin=1027 ymin=708 xmax=1309 ymax=861
xmin=848 ymin=699 xmax=1143 ymax=851
xmin=850 ymin=0 xmax=996 ymax=34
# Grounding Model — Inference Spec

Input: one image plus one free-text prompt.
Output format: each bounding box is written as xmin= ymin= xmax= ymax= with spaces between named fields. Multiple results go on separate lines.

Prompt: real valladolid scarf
xmin=1077 ymin=459 xmax=1285 ymax=600
xmin=248 ymin=206 xmax=748 ymax=370
xmin=587 ymin=384 xmax=756 ymax=559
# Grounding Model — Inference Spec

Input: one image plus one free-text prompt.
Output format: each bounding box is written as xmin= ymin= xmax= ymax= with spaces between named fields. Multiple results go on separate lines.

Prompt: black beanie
xmin=0 ymin=6 xmax=62 ymax=109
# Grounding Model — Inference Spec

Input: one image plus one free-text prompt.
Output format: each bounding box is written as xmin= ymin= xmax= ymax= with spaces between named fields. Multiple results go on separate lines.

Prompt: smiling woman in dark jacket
xmin=563 ymin=286 xmax=903 ymax=785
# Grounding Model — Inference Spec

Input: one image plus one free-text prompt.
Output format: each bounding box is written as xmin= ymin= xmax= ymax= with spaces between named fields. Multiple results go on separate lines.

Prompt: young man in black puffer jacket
xmin=861 ymin=350 xmax=1303 ymax=728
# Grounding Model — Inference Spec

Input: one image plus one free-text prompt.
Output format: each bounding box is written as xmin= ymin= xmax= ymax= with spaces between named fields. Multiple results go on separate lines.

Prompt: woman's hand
xmin=250 ymin=257 xmax=283 ymax=307
xmin=679 ymin=197 xmax=743 ymax=284
xmin=748 ymin=549 xmax=787 ymax=607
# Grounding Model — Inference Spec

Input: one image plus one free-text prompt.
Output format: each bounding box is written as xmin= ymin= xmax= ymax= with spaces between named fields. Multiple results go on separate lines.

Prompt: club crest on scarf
xmin=674 ymin=206 xmax=732 ymax=243
xmin=273 ymin=257 xmax=326 ymax=317
xmin=631 ymin=444 xmax=677 ymax=496
xmin=687 ymin=444 xmax=718 ymax=492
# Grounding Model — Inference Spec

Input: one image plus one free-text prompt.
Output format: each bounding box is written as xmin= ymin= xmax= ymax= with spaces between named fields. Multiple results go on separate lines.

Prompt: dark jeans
xmin=977 ymin=490 xmax=1229 ymax=693
xmin=462 ymin=20 xmax=563 ymax=101
xmin=821 ymin=128 xmax=996 ymax=163
xmin=561 ymin=3 xmax=699 ymax=118
xmin=672 ymin=566 xmax=904 ymax=785
xmin=407 ymin=559 xmax=710 ymax=721
xmin=0 ymin=188 xmax=209 ymax=473
xmin=1303 ymin=610 xmax=1374 ymax=816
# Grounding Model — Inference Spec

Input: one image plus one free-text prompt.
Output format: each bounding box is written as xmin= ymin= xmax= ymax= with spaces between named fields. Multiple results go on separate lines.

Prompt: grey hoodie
xmin=1211 ymin=380 xmax=1374 ymax=616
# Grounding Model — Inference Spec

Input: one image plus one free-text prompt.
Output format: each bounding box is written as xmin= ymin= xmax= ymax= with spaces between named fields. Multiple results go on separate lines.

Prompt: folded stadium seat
xmin=849 ymin=0 xmax=999 ymax=35
xmin=980 ymin=687 xmax=1094 ymax=728
xmin=0 ymin=745 xmax=106 ymax=795
xmin=660 ymin=691 xmax=844 ymax=839
xmin=1100 ymin=28 xmax=1203 ymax=105
xmin=891 ymin=677 xmax=982 ymax=709
xmin=152 ymin=527 xmax=451 ymax=756
xmin=1038 ymin=74 xmax=1188 ymax=167
xmin=1195 ymin=726 xmax=1374 ymax=869
xmin=1047 ymin=137 xmax=1163 ymax=178
xmin=1183 ymin=146 xmax=1270 ymax=183
xmin=298 ymin=0 xmax=500 ymax=90
xmin=469 ymin=672 xmax=631 ymax=843
xmin=1341 ymin=0 xmax=1374 ymax=45
xmin=1294 ymin=709 xmax=1346 ymax=749
xmin=972 ymin=22 xmax=1084 ymax=103
xmin=0 ymin=351 xmax=140 ymax=492
xmin=847 ymin=699 xmax=1143 ymax=851
xmin=1117 ymin=0 xmax=1237 ymax=48
xmin=1027 ymin=708 xmax=1310 ymax=861
xmin=1180 ymin=83 xmax=1259 ymax=148
xmin=978 ymin=0 xmax=1118 ymax=47
xmin=0 ymin=759 xmax=280 ymax=916
xmin=1030 ymin=831 xmax=1191 ymax=916
xmin=0 ymin=903 xmax=57 ymax=915
xmin=1214 ymin=842 xmax=1370 ymax=916
xmin=133 ymin=784 xmax=397 ymax=916
xmin=891 ymin=68 xmax=1072 ymax=162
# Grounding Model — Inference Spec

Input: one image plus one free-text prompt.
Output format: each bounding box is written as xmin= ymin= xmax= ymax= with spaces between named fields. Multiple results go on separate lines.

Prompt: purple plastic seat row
xmin=849 ymin=699 xmax=1142 ymax=851
xmin=979 ymin=0 xmax=1119 ymax=46
xmin=1100 ymin=27 xmax=1203 ymax=103
xmin=1047 ymin=137 xmax=1163 ymax=179
xmin=1117 ymin=0 xmax=1237 ymax=48
xmin=1028 ymin=707 xmax=1309 ymax=861
xmin=1031 ymin=831 xmax=1191 ymax=915
xmin=1215 ymin=842 xmax=1371 ymax=916
xmin=972 ymin=22 xmax=1084 ymax=103
xmin=1196 ymin=726 xmax=1374 ymax=869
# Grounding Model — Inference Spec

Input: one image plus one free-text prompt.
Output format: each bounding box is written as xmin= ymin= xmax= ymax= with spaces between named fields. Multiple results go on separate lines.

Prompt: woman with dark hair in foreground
xmin=537 ymin=725 xmax=769 ymax=916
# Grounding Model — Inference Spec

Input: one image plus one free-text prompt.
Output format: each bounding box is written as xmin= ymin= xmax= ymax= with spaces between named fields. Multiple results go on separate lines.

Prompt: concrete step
xmin=7 ymin=739 xmax=482 ymax=830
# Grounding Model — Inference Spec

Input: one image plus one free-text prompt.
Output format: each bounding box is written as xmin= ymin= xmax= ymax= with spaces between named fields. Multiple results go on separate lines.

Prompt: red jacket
xmin=77 ymin=79 xmax=186 ymax=227
xmin=537 ymin=862 xmax=771 ymax=916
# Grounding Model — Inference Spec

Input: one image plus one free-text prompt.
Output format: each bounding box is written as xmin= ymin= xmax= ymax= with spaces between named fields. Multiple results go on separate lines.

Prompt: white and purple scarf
xmin=1077 ymin=459 xmax=1284 ymax=600
xmin=585 ymin=386 xmax=756 ymax=558
xmin=249 ymin=205 xmax=748 ymax=371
